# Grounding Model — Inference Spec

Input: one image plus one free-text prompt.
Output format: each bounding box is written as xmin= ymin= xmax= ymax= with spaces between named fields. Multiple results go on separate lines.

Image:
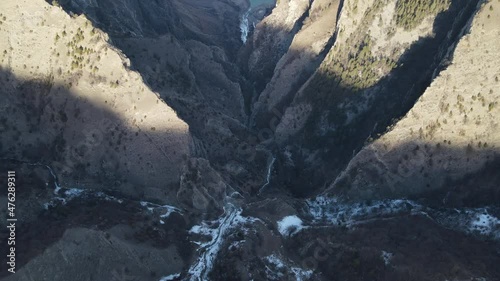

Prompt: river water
xmin=249 ymin=0 xmax=275 ymax=7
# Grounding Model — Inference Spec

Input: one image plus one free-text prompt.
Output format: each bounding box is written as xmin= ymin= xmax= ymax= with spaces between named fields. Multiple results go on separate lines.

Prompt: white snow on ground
xmin=264 ymin=254 xmax=286 ymax=279
xmin=43 ymin=186 xmax=124 ymax=209
xmin=381 ymin=251 xmax=393 ymax=266
xmin=266 ymin=254 xmax=286 ymax=268
xmin=264 ymin=254 xmax=313 ymax=281
xmin=140 ymin=201 xmax=182 ymax=222
xmin=94 ymin=191 xmax=124 ymax=203
xmin=277 ymin=215 xmax=304 ymax=236
xmin=140 ymin=201 xmax=155 ymax=212
xmin=229 ymin=240 xmax=244 ymax=249
xmin=187 ymin=204 xmax=259 ymax=281
xmin=432 ymin=208 xmax=500 ymax=239
xmin=159 ymin=273 xmax=180 ymax=281
xmin=307 ymin=196 xmax=423 ymax=226
xmin=470 ymin=213 xmax=500 ymax=235
xmin=64 ymin=188 xmax=85 ymax=199
xmin=290 ymin=267 xmax=313 ymax=281
xmin=307 ymin=196 xmax=500 ymax=240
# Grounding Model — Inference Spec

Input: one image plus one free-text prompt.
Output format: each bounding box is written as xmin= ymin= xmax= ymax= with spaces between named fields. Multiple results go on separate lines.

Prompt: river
xmin=249 ymin=0 xmax=275 ymax=7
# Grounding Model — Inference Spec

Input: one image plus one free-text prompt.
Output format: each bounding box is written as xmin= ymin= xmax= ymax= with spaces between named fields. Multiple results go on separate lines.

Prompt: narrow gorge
xmin=0 ymin=0 xmax=499 ymax=280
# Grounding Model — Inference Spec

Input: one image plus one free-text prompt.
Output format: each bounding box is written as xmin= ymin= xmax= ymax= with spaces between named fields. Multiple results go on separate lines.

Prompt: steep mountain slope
xmin=329 ymin=0 xmax=500 ymax=203
xmin=0 ymin=1 xmax=200 ymax=279
xmin=243 ymin=0 xmax=312 ymax=92
xmin=53 ymin=0 xmax=275 ymax=196
xmin=1 ymin=0 xmax=499 ymax=280
xmin=250 ymin=0 xmax=342 ymax=129
xmin=0 ymin=0 xmax=190 ymax=202
xmin=246 ymin=0 xmax=483 ymax=196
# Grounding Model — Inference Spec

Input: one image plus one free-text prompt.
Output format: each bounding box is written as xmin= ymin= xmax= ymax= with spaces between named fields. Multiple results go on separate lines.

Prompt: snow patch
xmin=308 ymin=196 xmax=424 ymax=226
xmin=277 ymin=215 xmax=304 ymax=236
xmin=471 ymin=213 xmax=500 ymax=235
xmin=187 ymin=204 xmax=259 ymax=280
xmin=264 ymin=255 xmax=286 ymax=279
xmin=140 ymin=201 xmax=155 ymax=212
xmin=229 ymin=240 xmax=244 ymax=249
xmin=264 ymin=254 xmax=313 ymax=280
xmin=43 ymin=187 xmax=124 ymax=209
xmin=308 ymin=196 xmax=500 ymax=240
xmin=140 ymin=201 xmax=182 ymax=222
xmin=265 ymin=254 xmax=286 ymax=269
xmin=159 ymin=273 xmax=180 ymax=281
xmin=64 ymin=188 xmax=85 ymax=200
xmin=381 ymin=251 xmax=393 ymax=266
xmin=290 ymin=267 xmax=313 ymax=281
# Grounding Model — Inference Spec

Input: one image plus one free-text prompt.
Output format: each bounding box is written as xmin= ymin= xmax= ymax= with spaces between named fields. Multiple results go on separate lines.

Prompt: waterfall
xmin=259 ymin=156 xmax=276 ymax=194
xmin=240 ymin=9 xmax=251 ymax=43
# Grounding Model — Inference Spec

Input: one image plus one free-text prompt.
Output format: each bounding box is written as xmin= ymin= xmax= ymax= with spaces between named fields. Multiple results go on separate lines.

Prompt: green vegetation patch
xmin=394 ymin=0 xmax=450 ymax=30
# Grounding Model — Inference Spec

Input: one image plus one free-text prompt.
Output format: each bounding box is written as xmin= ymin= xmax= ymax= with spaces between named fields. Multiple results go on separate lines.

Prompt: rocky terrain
xmin=0 ymin=0 xmax=499 ymax=280
xmin=329 ymin=1 xmax=500 ymax=202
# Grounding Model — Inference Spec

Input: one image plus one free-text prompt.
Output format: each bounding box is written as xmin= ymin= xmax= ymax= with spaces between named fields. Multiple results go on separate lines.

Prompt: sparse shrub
xmin=466 ymin=143 xmax=473 ymax=154
xmin=489 ymin=102 xmax=497 ymax=111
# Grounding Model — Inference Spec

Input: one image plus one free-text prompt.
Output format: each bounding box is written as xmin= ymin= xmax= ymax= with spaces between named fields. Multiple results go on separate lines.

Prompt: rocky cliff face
xmin=247 ymin=0 xmax=485 ymax=197
xmin=250 ymin=0 xmax=341 ymax=129
xmin=329 ymin=0 xmax=500 ymax=203
xmin=1 ymin=0 xmax=499 ymax=280
xmin=49 ymin=0 xmax=277 ymax=197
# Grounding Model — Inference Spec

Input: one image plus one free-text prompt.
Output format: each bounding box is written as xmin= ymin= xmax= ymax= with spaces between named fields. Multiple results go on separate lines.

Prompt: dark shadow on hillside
xmin=412 ymin=157 xmax=500 ymax=208
xmin=282 ymin=215 xmax=500 ymax=281
xmin=45 ymin=0 xmax=276 ymax=190
xmin=268 ymin=0 xmax=482 ymax=197
xmin=45 ymin=0 xmax=486 ymax=203
xmin=0 ymin=68 xmax=193 ymax=277
xmin=50 ymin=0 xmax=244 ymax=55
xmin=328 ymin=140 xmax=500 ymax=207
xmin=236 ymin=0 xmax=318 ymax=96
